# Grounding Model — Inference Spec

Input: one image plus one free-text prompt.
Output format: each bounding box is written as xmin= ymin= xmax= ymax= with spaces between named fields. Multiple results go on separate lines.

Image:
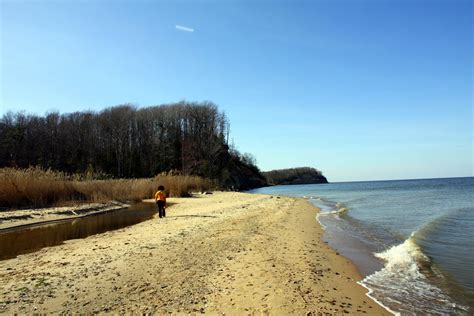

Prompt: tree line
xmin=0 ymin=101 xmax=265 ymax=188
xmin=263 ymin=167 xmax=328 ymax=185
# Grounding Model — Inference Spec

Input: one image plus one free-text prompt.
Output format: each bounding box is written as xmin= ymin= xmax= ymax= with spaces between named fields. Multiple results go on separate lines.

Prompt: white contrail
xmin=175 ymin=25 xmax=194 ymax=32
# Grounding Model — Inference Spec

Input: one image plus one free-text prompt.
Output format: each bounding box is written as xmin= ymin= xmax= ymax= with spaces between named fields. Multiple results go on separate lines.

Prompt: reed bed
xmin=0 ymin=167 xmax=215 ymax=209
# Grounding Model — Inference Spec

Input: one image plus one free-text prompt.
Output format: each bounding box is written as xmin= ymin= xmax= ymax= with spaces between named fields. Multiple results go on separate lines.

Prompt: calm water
xmin=251 ymin=177 xmax=474 ymax=315
xmin=0 ymin=202 xmax=157 ymax=260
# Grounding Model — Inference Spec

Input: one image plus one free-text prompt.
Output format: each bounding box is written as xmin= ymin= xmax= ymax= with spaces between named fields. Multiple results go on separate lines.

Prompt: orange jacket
xmin=155 ymin=190 xmax=166 ymax=202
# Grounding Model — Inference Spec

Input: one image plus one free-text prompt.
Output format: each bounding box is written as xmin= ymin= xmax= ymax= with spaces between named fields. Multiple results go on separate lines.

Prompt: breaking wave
xmin=360 ymin=232 xmax=469 ymax=315
xmin=331 ymin=202 xmax=349 ymax=216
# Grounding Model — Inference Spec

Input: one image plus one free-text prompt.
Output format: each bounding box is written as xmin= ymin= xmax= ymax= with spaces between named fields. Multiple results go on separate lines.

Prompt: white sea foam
xmin=315 ymin=213 xmax=327 ymax=230
xmin=357 ymin=281 xmax=400 ymax=316
xmin=375 ymin=232 xmax=430 ymax=271
xmin=310 ymin=197 xmax=349 ymax=215
xmin=328 ymin=207 xmax=349 ymax=216
xmin=360 ymin=232 xmax=469 ymax=315
xmin=317 ymin=204 xmax=349 ymax=216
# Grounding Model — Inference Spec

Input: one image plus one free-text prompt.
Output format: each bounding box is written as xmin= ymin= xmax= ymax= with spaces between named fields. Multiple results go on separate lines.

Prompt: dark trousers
xmin=157 ymin=200 xmax=166 ymax=218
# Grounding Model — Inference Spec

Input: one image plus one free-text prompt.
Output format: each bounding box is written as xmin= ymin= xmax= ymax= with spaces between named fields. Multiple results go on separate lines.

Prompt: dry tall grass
xmin=155 ymin=171 xmax=215 ymax=198
xmin=0 ymin=167 xmax=215 ymax=209
xmin=0 ymin=167 xmax=81 ymax=208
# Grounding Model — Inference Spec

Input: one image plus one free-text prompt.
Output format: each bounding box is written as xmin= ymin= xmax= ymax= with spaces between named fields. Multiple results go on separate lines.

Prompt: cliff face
xmin=221 ymin=156 xmax=268 ymax=190
xmin=263 ymin=167 xmax=328 ymax=186
xmin=221 ymin=164 xmax=328 ymax=191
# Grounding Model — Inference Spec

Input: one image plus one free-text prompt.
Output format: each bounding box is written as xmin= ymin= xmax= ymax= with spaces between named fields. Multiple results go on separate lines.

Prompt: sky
xmin=0 ymin=0 xmax=472 ymax=182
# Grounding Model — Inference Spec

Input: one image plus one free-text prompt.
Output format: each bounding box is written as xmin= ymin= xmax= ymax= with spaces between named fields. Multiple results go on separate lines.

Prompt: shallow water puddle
xmin=0 ymin=202 xmax=157 ymax=260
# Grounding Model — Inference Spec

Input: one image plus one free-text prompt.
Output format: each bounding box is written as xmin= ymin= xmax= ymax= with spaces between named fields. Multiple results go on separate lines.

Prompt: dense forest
xmin=263 ymin=167 xmax=328 ymax=185
xmin=0 ymin=101 xmax=266 ymax=190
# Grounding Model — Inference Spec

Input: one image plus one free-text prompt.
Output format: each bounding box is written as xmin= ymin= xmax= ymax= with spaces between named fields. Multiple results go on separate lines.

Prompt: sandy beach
xmin=0 ymin=192 xmax=390 ymax=314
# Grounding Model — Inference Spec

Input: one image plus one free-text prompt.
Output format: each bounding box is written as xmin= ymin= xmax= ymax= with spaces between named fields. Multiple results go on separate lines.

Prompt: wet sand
xmin=0 ymin=192 xmax=391 ymax=314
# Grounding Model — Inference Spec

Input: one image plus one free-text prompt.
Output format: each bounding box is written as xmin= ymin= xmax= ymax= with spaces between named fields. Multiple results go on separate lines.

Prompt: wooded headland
xmin=1 ymin=101 xmax=267 ymax=190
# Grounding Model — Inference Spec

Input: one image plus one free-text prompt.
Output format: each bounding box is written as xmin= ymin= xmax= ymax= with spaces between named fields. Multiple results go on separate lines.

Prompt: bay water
xmin=250 ymin=177 xmax=474 ymax=315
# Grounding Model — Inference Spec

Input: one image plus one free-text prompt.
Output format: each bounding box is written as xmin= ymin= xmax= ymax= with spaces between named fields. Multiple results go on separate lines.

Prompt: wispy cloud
xmin=175 ymin=25 xmax=194 ymax=33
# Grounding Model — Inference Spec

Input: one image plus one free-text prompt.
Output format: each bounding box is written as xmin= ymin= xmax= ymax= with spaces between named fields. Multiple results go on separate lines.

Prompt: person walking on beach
xmin=155 ymin=186 xmax=167 ymax=218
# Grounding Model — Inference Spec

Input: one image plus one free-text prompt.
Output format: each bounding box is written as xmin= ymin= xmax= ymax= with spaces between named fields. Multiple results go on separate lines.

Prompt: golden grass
xmin=0 ymin=167 xmax=79 ymax=208
xmin=0 ymin=167 xmax=215 ymax=209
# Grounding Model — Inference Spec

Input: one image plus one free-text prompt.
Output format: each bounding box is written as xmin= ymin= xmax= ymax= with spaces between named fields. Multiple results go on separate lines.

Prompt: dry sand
xmin=0 ymin=192 xmax=391 ymax=315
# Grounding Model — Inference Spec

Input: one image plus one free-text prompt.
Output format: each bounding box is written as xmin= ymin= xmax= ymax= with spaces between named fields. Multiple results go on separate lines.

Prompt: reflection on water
xmin=0 ymin=202 xmax=156 ymax=260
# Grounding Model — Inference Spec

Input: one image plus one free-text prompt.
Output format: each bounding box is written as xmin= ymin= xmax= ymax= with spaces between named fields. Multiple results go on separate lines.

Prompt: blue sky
xmin=1 ymin=0 xmax=472 ymax=181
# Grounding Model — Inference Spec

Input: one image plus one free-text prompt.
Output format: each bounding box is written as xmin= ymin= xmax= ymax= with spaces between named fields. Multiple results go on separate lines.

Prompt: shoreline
xmin=314 ymin=207 xmax=397 ymax=315
xmin=0 ymin=192 xmax=391 ymax=314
